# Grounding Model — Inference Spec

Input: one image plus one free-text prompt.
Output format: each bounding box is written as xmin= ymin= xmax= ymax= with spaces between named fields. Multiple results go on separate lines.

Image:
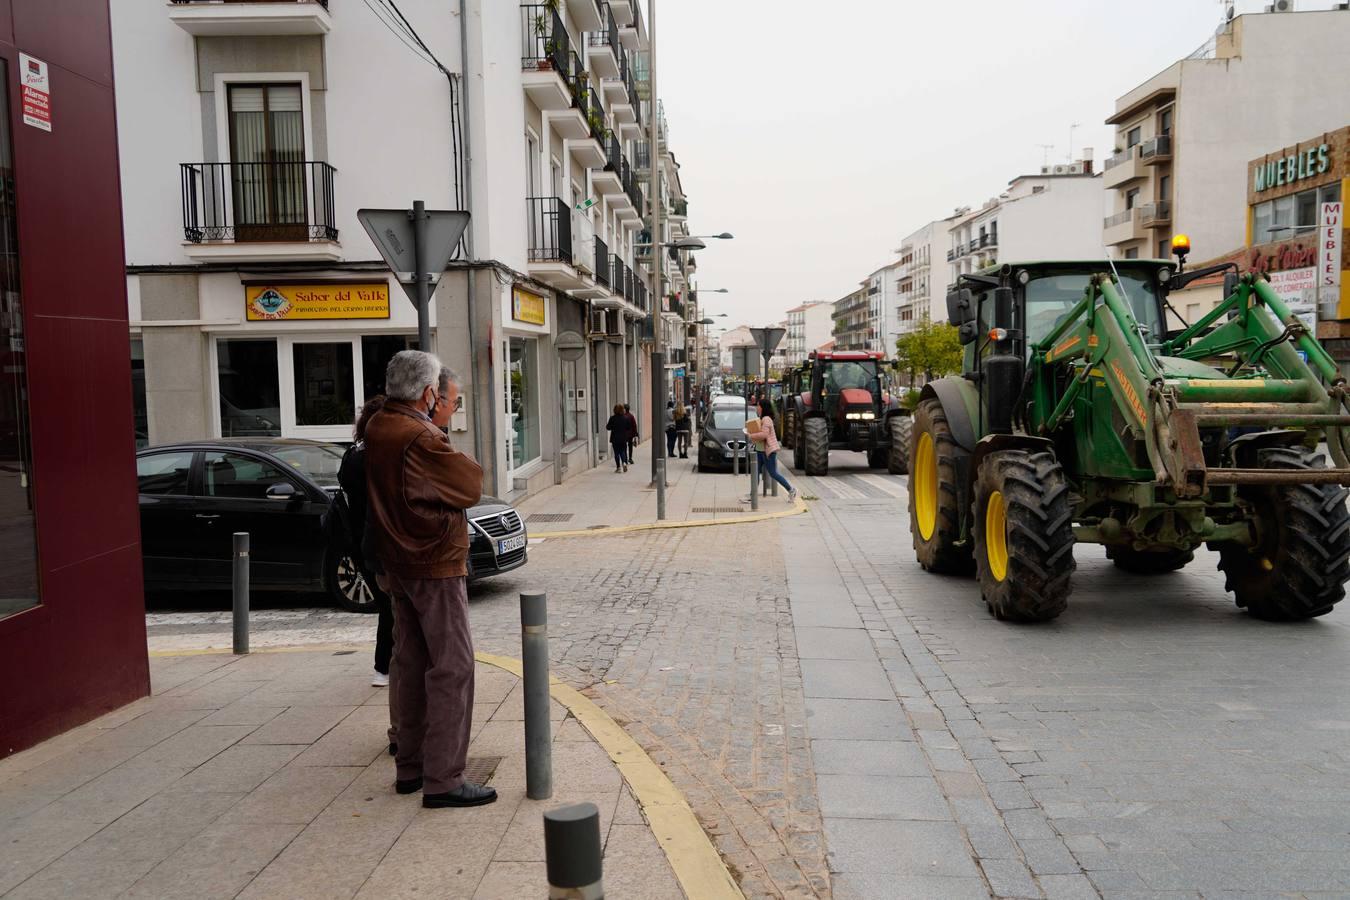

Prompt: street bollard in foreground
xmin=521 ymin=591 xmax=553 ymax=800
xmin=544 ymin=802 xmax=603 ymax=899
xmin=749 ymin=444 xmax=759 ymax=511
xmin=232 ymin=532 xmax=249 ymax=655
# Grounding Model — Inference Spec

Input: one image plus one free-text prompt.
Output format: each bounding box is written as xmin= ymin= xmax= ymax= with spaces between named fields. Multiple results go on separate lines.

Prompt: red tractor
xmin=783 ymin=350 xmax=909 ymax=476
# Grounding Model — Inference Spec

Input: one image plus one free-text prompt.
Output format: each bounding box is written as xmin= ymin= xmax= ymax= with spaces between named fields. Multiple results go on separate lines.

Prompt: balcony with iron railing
xmin=180 ymin=161 xmax=338 ymax=259
xmin=594 ymin=236 xmax=611 ymax=288
xmin=585 ymin=2 xmax=621 ymax=79
xmin=168 ymin=0 xmax=331 ymax=36
xmin=527 ymin=196 xmax=573 ymax=266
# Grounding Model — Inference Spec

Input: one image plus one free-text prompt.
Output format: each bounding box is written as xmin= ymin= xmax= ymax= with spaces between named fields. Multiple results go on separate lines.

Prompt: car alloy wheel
xmin=329 ymin=554 xmax=378 ymax=614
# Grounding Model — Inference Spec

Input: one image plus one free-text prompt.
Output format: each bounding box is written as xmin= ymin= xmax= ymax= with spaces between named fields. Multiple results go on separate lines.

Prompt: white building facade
xmin=949 ymin=164 xmax=1105 ymax=284
xmin=783 ymin=301 xmax=834 ymax=367
xmin=115 ymin=0 xmax=694 ymax=500
xmin=1103 ymin=7 xmax=1350 ymax=261
xmin=895 ymin=217 xmax=952 ymax=334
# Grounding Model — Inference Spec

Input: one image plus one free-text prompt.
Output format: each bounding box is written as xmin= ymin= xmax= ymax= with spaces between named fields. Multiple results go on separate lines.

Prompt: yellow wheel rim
xmin=915 ymin=431 xmax=937 ymax=541
xmin=985 ymin=490 xmax=1008 ymax=582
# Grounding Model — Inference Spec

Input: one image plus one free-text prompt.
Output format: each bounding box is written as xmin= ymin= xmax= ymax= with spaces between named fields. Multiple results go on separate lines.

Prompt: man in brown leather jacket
xmin=365 ymin=350 xmax=496 ymax=808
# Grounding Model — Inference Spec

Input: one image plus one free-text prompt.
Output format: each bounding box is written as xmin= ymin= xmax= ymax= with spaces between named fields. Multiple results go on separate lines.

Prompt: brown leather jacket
xmin=364 ymin=399 xmax=483 ymax=579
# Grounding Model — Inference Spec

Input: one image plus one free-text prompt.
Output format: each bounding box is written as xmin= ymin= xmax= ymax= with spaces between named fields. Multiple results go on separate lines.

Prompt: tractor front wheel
xmin=1106 ymin=546 xmax=1193 ymax=574
xmin=909 ymin=399 xmax=972 ymax=574
xmin=973 ymin=450 xmax=1075 ymax=622
xmin=888 ymin=415 xmax=911 ymax=475
xmin=1217 ymin=446 xmax=1350 ymax=621
xmin=791 ymin=418 xmax=806 ymax=472
xmin=804 ymin=417 xmax=830 ymax=476
xmin=867 ymin=447 xmax=887 ymax=468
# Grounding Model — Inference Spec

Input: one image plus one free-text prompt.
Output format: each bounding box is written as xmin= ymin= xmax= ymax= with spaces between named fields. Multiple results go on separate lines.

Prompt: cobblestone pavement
xmin=147 ymin=450 xmax=1350 ymax=899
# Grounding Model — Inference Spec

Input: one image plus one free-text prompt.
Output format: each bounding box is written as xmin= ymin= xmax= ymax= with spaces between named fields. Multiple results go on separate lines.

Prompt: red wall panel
xmin=0 ymin=0 xmax=148 ymax=758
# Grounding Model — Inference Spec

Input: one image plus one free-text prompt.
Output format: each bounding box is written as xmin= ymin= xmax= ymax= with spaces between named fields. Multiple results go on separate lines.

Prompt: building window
xmin=0 ymin=66 xmax=37 ymax=620
xmin=1158 ymin=239 xmax=1170 ymax=259
xmin=292 ymin=342 xmax=355 ymax=427
xmin=227 ymin=84 xmax=306 ymax=242
xmin=1159 ymin=175 xmax=1171 ymax=201
xmin=1125 ymin=188 xmax=1140 ymax=210
xmin=1252 ymin=183 xmax=1342 ymax=241
xmin=506 ymin=337 xmax=540 ymax=470
xmin=1159 ymin=108 xmax=1173 ymax=136
xmin=217 ymin=339 xmax=281 ymax=437
xmin=1186 ymin=303 xmax=1201 ymax=322
xmin=131 ymin=337 xmax=148 ymax=448
xmin=1124 ymin=248 xmax=1139 ymax=259
xmin=1126 ymin=126 xmax=1142 ymax=148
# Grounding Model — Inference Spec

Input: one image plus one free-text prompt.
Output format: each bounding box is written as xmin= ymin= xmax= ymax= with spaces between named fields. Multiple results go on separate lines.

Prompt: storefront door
xmin=504 ymin=336 xmax=540 ymax=472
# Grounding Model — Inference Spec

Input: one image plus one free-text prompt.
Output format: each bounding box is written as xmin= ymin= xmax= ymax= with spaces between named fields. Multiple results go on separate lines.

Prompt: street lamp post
xmin=647 ymin=0 xmax=666 ymax=517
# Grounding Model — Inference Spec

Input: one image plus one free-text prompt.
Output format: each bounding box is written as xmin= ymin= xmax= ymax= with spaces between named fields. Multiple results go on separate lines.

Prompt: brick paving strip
xmin=0 ymin=650 xmax=687 ymax=900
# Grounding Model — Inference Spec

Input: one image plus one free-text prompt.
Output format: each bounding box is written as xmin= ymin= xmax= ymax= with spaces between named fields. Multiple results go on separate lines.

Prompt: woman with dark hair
xmin=338 ymin=395 xmax=396 ymax=686
xmin=745 ymin=396 xmax=797 ymax=501
xmin=606 ymin=402 xmax=633 ymax=472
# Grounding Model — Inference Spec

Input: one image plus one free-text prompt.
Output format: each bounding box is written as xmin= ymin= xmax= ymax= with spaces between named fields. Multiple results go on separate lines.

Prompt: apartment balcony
xmin=946 ymin=248 xmax=956 ymax=262
xmin=527 ymin=196 xmax=588 ymax=289
xmin=618 ymin=1 xmax=645 ymax=50
xmin=1103 ymin=208 xmax=1147 ymax=246
xmin=605 ymin=51 xmax=637 ymax=126
xmin=1140 ymin=200 xmax=1171 ymax=228
xmin=592 ymin=135 xmax=625 ymax=195
xmin=669 ymin=198 xmax=687 ymax=222
xmin=566 ymin=0 xmax=603 ymax=32
xmin=1102 ymin=146 xmax=1145 ymax=189
xmin=609 ymin=0 xmax=633 ymax=26
xmin=180 ymin=161 xmax=340 ymax=262
xmin=571 ymin=82 xmax=608 ymax=167
xmin=521 ymin=5 xmax=578 ymax=111
xmin=1140 ymin=134 xmax=1172 ymax=165
xmin=585 ymin=4 xmax=621 ymax=80
xmin=168 ymin=0 xmax=331 ymax=36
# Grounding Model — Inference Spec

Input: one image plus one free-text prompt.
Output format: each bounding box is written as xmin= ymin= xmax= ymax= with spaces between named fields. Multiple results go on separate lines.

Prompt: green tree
xmin=894 ymin=315 xmax=962 ymax=386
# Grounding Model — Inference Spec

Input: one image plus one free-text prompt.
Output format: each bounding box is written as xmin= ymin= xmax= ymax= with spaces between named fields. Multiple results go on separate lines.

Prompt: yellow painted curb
xmin=149 ymin=642 xmax=367 ymax=658
xmin=475 ymin=651 xmax=745 ymax=900
xmin=530 ymin=496 xmax=809 ymax=538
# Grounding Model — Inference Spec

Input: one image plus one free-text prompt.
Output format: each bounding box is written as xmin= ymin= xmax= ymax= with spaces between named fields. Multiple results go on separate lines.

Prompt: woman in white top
xmin=744 ymin=397 xmax=797 ymax=500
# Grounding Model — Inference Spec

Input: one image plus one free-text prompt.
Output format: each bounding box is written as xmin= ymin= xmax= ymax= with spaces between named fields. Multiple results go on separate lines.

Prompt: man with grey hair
xmin=364 ymin=350 xmax=496 ymax=807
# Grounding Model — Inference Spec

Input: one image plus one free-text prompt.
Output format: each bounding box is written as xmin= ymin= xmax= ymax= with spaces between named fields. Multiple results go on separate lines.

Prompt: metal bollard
xmin=232 ymin=532 xmax=249 ymax=655
xmin=749 ymin=444 xmax=759 ymax=511
xmin=544 ymin=802 xmax=604 ymax=899
xmin=521 ymin=591 xmax=553 ymax=800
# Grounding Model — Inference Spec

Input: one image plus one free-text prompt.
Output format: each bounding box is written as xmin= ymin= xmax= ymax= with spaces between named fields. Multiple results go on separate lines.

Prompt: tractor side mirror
xmin=946 ymin=288 xmax=975 ymax=328
xmin=958 ymin=319 xmax=979 ymax=345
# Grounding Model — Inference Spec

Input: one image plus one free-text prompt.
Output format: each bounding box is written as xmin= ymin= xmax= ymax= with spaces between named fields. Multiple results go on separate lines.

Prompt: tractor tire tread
xmin=910 ymin=399 xmax=974 ymax=575
xmin=804 ymin=417 xmax=830 ymax=477
xmin=888 ymin=416 xmax=912 ymax=475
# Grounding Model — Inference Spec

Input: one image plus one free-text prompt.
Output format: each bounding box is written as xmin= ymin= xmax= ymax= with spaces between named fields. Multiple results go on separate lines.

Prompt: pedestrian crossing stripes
xmin=802 ymin=472 xmax=908 ymax=501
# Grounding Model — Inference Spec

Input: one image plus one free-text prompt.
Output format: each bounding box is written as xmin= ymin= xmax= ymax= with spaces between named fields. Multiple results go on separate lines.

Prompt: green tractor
xmin=910 ymin=247 xmax=1350 ymax=622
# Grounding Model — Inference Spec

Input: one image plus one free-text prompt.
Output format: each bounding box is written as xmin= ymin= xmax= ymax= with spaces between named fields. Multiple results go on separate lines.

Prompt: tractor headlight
xmin=845 ymin=412 xmax=875 ymax=420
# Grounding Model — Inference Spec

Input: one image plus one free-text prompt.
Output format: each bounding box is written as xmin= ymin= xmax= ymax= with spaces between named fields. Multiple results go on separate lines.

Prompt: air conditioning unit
xmin=1265 ymin=0 xmax=1293 ymax=11
xmin=605 ymin=309 xmax=623 ymax=339
xmin=588 ymin=308 xmax=607 ymax=339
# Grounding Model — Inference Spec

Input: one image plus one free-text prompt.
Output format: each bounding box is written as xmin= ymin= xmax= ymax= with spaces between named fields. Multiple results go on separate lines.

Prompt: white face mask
xmin=425 ymin=387 xmax=438 ymax=419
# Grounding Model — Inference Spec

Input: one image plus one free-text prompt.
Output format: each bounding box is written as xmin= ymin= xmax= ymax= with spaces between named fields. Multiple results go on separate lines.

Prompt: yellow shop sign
xmin=512 ymin=287 xmax=547 ymax=326
xmin=245 ymin=283 xmax=390 ymax=321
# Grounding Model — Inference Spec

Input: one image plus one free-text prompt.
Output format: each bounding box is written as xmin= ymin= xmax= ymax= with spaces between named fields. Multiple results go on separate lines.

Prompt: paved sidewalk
xmin=520 ymin=440 xmax=803 ymax=534
xmin=0 ymin=650 xmax=683 ymax=900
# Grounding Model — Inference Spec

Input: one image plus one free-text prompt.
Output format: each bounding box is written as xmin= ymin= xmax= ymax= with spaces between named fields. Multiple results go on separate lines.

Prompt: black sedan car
xmin=695 ymin=398 xmax=756 ymax=472
xmin=135 ymin=439 xmax=527 ymax=612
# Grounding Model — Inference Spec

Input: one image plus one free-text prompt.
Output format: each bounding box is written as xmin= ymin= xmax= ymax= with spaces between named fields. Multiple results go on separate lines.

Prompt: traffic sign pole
xmin=412 ymin=200 xmax=431 ymax=350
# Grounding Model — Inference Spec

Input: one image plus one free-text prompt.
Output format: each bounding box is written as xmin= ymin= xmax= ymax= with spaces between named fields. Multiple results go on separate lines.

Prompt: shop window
xmin=0 ymin=66 xmax=38 ymax=619
xmin=1253 ymin=200 xmax=1273 ymax=241
xmin=131 ymin=337 xmax=148 ymax=448
xmin=1296 ymin=190 xmax=1318 ymax=230
xmin=361 ymin=335 xmax=416 ymax=401
xmin=506 ymin=337 xmax=540 ymax=470
xmin=292 ymin=342 xmax=354 ymax=427
xmin=1273 ymin=194 xmax=1296 ymax=231
xmin=1319 ymin=182 xmax=1341 ymax=207
xmin=202 ymin=451 xmax=293 ymax=500
xmin=136 ymin=451 xmax=194 ymax=496
xmin=217 ymin=339 xmax=281 ymax=437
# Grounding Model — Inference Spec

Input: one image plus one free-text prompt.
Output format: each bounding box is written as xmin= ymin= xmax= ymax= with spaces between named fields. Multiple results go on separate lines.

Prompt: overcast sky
xmin=658 ymin=0 xmax=1335 ymax=332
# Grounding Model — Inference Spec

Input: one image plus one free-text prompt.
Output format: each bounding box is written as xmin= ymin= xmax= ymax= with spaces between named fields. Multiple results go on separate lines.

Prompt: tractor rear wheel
xmin=791 ymin=418 xmax=806 ymax=472
xmin=888 ymin=415 xmax=911 ymax=475
xmin=1106 ymin=546 xmax=1193 ymax=573
xmin=909 ymin=399 xmax=973 ymax=574
xmin=804 ymin=417 xmax=830 ymax=476
xmin=973 ymin=450 xmax=1075 ymax=622
xmin=1216 ymin=446 xmax=1350 ymax=621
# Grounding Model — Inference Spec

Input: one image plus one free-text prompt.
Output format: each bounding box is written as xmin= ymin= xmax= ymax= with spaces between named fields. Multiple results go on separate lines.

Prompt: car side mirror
xmin=265 ymin=482 xmax=297 ymax=500
xmin=946 ymin=288 xmax=975 ymax=327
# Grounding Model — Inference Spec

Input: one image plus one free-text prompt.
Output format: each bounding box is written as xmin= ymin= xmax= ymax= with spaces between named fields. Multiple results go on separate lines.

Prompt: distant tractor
xmin=910 ymin=248 xmax=1350 ymax=623
xmin=784 ymin=350 xmax=909 ymax=476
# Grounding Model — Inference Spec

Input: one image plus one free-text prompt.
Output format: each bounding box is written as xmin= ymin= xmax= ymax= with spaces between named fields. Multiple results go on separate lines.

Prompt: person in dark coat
xmin=623 ymin=402 xmax=639 ymax=464
xmin=606 ymin=403 xmax=633 ymax=472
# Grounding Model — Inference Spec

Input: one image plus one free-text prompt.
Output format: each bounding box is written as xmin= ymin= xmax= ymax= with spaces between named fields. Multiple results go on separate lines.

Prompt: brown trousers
xmin=385 ymin=573 xmax=475 ymax=794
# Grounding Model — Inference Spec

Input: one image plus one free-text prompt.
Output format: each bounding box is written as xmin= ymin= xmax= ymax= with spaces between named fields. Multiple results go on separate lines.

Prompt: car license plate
xmin=498 ymin=535 xmax=526 ymax=554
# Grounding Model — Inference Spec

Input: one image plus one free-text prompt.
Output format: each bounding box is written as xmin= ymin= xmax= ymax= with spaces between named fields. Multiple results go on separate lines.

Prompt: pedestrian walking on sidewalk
xmin=665 ymin=400 xmax=678 ymax=458
xmin=365 ymin=351 xmax=497 ymax=808
xmin=623 ymin=402 xmax=638 ymax=464
xmin=606 ymin=403 xmax=633 ymax=471
xmin=746 ymin=397 xmax=797 ymax=501
xmin=674 ymin=403 xmax=692 ymax=458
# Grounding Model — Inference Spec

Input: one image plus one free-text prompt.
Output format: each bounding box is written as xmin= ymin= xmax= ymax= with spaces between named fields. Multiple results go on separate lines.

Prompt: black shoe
xmin=388 ymin=742 xmax=398 ymax=757
xmin=395 ymin=776 xmax=423 ymax=794
xmin=423 ymin=782 xmax=498 ymax=808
